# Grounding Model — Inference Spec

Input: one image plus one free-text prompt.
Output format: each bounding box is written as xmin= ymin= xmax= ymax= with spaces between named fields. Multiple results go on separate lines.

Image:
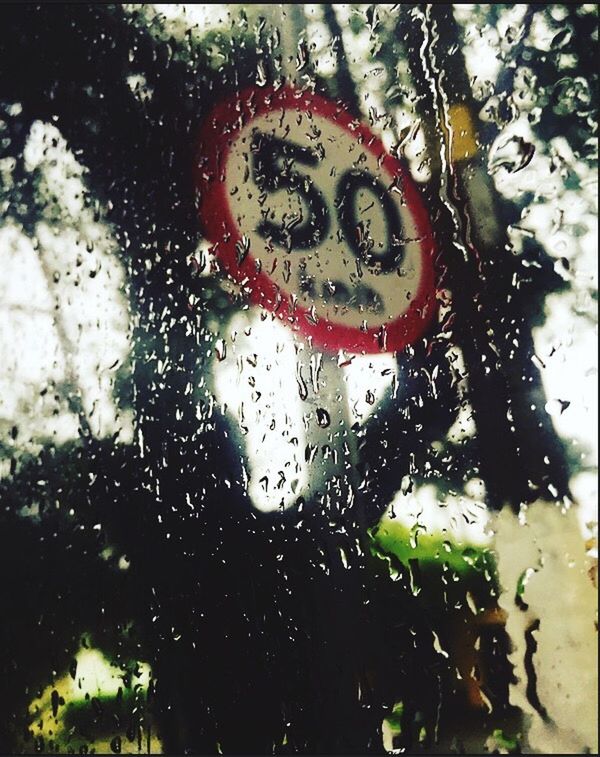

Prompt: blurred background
xmin=0 ymin=4 xmax=597 ymax=754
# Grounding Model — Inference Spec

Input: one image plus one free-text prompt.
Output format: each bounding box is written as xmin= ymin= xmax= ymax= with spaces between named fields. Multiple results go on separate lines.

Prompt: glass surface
xmin=0 ymin=4 xmax=597 ymax=754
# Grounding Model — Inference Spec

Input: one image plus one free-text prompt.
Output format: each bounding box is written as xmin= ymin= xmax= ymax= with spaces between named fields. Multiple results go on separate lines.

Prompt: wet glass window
xmin=0 ymin=4 xmax=597 ymax=755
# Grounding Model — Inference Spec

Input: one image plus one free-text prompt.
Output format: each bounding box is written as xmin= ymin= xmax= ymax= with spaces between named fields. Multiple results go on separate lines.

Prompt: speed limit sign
xmin=195 ymin=85 xmax=437 ymax=354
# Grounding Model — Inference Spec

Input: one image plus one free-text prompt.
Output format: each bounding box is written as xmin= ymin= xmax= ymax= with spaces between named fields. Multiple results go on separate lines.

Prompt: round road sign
xmin=195 ymin=85 xmax=437 ymax=354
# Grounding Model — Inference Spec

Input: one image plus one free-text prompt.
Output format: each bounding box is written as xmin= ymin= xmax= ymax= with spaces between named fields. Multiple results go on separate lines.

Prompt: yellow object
xmin=442 ymin=104 xmax=478 ymax=162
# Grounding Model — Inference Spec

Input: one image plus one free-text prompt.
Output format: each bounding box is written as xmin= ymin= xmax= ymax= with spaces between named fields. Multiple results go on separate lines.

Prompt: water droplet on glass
xmin=316 ymin=408 xmax=330 ymax=428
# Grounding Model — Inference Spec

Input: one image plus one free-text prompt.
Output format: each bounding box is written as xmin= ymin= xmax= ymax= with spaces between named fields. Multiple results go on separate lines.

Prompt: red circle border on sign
xmin=194 ymin=84 xmax=437 ymax=354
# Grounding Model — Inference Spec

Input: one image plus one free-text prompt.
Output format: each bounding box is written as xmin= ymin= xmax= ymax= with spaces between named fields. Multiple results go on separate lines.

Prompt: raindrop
xmin=545 ymin=398 xmax=571 ymax=416
xmin=296 ymin=366 xmax=308 ymax=400
xmin=215 ymin=338 xmax=227 ymax=361
xmin=256 ymin=59 xmax=268 ymax=87
xmin=489 ymin=135 xmax=535 ymax=174
xmin=316 ymin=408 xmax=330 ymax=428
xmin=235 ymin=235 xmax=250 ymax=264
xmin=552 ymin=26 xmax=573 ymax=49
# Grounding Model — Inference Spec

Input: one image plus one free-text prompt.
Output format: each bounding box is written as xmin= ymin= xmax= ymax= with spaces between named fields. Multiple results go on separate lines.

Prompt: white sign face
xmin=196 ymin=86 xmax=436 ymax=354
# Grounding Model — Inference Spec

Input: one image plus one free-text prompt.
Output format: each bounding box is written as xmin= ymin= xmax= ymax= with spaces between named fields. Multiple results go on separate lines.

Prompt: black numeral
xmin=336 ymin=169 xmax=405 ymax=272
xmin=251 ymin=132 xmax=330 ymax=250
